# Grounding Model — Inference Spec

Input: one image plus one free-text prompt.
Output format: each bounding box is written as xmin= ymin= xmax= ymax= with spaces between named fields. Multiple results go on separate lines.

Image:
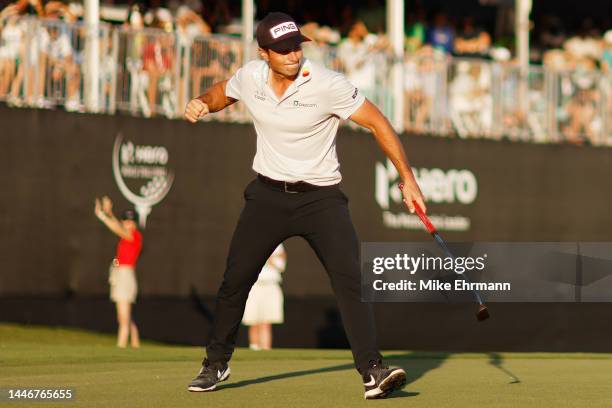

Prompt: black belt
xmin=257 ymin=174 xmax=332 ymax=193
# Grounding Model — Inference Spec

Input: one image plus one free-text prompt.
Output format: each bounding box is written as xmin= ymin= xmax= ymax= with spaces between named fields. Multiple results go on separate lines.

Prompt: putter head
xmin=476 ymin=304 xmax=490 ymax=321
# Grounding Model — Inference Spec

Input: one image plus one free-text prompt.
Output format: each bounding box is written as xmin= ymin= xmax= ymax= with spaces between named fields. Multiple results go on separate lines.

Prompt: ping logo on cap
xmin=270 ymin=21 xmax=298 ymax=39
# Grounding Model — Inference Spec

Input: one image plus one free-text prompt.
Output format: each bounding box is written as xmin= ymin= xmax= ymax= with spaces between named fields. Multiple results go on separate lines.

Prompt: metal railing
xmin=1 ymin=16 xmax=611 ymax=146
xmin=0 ymin=16 xmax=113 ymax=112
xmin=401 ymin=56 xmax=611 ymax=145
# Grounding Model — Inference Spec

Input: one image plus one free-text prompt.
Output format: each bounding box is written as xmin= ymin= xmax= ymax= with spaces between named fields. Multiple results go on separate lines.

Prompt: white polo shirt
xmin=225 ymin=59 xmax=365 ymax=186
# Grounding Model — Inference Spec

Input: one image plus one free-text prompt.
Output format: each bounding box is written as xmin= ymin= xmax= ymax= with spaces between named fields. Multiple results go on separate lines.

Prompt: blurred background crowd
xmin=0 ymin=0 xmax=610 ymax=145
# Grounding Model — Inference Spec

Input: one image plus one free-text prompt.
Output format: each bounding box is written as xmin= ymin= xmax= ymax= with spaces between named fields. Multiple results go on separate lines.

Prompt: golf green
xmin=1 ymin=323 xmax=611 ymax=407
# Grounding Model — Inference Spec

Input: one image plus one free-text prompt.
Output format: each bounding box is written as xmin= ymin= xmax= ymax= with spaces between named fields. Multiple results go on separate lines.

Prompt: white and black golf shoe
xmin=188 ymin=358 xmax=231 ymax=392
xmin=362 ymin=360 xmax=407 ymax=399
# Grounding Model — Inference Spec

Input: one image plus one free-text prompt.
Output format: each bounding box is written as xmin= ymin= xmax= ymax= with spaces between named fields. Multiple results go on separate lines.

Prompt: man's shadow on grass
xmin=220 ymin=351 xmax=452 ymax=399
xmin=488 ymin=352 xmax=521 ymax=384
xmin=382 ymin=352 xmax=451 ymax=399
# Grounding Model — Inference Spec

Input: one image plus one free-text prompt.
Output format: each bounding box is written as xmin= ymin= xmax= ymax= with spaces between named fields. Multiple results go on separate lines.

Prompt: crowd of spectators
xmin=539 ymin=21 xmax=612 ymax=144
xmin=0 ymin=0 xmax=83 ymax=110
xmin=0 ymin=0 xmax=610 ymax=144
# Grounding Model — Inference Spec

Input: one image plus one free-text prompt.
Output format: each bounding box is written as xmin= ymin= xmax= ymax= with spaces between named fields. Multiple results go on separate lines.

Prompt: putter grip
xmin=412 ymin=200 xmax=436 ymax=234
xmin=397 ymin=183 xmax=436 ymax=234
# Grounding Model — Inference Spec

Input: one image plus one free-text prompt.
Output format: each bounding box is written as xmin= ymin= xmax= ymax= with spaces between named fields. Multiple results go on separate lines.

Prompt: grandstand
xmin=1 ymin=0 xmax=610 ymax=144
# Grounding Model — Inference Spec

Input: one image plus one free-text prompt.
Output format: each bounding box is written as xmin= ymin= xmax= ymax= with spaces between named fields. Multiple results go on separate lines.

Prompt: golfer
xmin=184 ymin=12 xmax=425 ymax=399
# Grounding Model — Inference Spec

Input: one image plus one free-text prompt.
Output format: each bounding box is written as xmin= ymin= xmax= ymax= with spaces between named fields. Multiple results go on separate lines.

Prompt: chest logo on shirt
xmin=254 ymin=90 xmax=266 ymax=101
xmin=293 ymin=100 xmax=317 ymax=108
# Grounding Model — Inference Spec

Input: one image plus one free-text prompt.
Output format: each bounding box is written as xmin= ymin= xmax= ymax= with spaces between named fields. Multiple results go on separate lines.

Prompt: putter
xmin=399 ymin=184 xmax=490 ymax=321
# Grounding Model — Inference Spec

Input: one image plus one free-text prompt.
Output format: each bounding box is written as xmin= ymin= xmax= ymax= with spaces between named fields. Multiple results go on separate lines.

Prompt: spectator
xmin=564 ymin=59 xmax=601 ymax=144
xmin=338 ymin=20 xmax=384 ymax=102
xmin=45 ymin=2 xmax=81 ymax=110
xmin=317 ymin=25 xmax=342 ymax=70
xmin=301 ymin=22 xmax=326 ymax=64
xmin=44 ymin=1 xmax=77 ymax=23
xmin=563 ymin=22 xmax=603 ymax=63
xmin=94 ymin=197 xmax=143 ymax=349
xmin=405 ymin=9 xmax=426 ymax=54
xmin=215 ymin=39 xmax=242 ymax=121
xmin=0 ymin=15 xmax=21 ymax=98
xmin=242 ymin=243 xmax=286 ymax=351
xmin=428 ymin=12 xmax=454 ymax=54
xmin=301 ymin=22 xmax=341 ymax=67
xmin=450 ymin=60 xmax=493 ymax=137
xmin=99 ymin=30 xmax=116 ymax=112
xmin=144 ymin=3 xmax=173 ymax=32
xmin=189 ymin=36 xmax=235 ymax=109
xmin=7 ymin=17 xmax=49 ymax=107
xmin=543 ymin=49 xmax=569 ymax=72
xmin=602 ymin=30 xmax=612 ymax=74
xmin=602 ymin=31 xmax=612 ymax=145
xmin=453 ymin=17 xmax=491 ymax=58
xmin=404 ymin=45 xmax=441 ymax=132
xmin=175 ymin=5 xmax=210 ymax=110
xmin=176 ymin=6 xmax=210 ymax=48
xmin=46 ymin=22 xmax=81 ymax=111
xmin=124 ymin=5 xmax=150 ymax=117
xmin=1 ymin=0 xmax=47 ymax=106
xmin=1 ymin=0 xmax=44 ymax=18
xmin=141 ymin=10 xmax=176 ymax=118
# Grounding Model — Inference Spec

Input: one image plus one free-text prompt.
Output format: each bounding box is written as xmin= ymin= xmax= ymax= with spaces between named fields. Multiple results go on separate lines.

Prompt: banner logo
xmin=112 ymin=132 xmax=174 ymax=227
xmin=375 ymin=159 xmax=477 ymax=231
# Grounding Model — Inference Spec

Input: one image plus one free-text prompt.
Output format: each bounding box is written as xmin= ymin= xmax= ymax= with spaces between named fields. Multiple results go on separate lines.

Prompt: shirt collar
xmin=252 ymin=58 xmax=313 ymax=90
xmin=294 ymin=59 xmax=313 ymax=87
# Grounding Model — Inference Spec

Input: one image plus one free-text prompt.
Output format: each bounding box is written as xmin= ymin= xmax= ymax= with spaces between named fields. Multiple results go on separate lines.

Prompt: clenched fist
xmin=184 ymin=98 xmax=209 ymax=123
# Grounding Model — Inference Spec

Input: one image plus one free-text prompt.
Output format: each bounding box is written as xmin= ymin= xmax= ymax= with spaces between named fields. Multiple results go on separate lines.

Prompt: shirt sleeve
xmin=329 ymin=73 xmax=366 ymax=120
xmin=225 ymin=66 xmax=244 ymax=101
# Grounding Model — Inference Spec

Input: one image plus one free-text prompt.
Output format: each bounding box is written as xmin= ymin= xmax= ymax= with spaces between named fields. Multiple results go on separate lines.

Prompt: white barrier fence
xmin=1 ymin=17 xmax=611 ymax=146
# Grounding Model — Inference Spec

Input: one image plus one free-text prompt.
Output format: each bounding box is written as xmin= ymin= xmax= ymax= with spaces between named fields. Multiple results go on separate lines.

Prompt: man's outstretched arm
xmin=184 ymin=80 xmax=237 ymax=123
xmin=349 ymin=99 xmax=426 ymax=214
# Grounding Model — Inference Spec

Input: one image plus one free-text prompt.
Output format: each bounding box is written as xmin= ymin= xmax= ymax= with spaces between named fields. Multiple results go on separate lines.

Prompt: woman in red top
xmin=94 ymin=196 xmax=143 ymax=348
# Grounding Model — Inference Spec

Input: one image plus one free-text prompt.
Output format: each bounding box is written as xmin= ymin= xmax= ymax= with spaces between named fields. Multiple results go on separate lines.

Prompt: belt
xmin=257 ymin=174 xmax=331 ymax=193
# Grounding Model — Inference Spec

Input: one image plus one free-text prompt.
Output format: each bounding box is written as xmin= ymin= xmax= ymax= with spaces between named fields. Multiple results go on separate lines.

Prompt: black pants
xmin=206 ymin=178 xmax=382 ymax=373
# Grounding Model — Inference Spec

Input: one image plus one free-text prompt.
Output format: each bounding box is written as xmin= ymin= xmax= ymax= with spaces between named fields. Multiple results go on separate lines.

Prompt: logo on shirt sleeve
xmin=351 ymin=88 xmax=359 ymax=99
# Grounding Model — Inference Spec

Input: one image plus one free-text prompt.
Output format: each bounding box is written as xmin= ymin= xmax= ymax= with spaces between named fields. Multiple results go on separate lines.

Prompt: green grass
xmin=1 ymin=323 xmax=612 ymax=407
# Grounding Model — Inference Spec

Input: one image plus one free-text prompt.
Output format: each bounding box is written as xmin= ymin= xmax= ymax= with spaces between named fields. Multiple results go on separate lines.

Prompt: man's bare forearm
xmin=370 ymin=117 xmax=414 ymax=183
xmin=196 ymin=80 xmax=236 ymax=112
xmin=349 ymin=100 xmax=415 ymax=183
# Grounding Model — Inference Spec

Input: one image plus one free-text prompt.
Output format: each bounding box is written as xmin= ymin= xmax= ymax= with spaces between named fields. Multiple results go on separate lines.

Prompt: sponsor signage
xmin=375 ymin=159 xmax=477 ymax=231
xmin=112 ymin=132 xmax=174 ymax=227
